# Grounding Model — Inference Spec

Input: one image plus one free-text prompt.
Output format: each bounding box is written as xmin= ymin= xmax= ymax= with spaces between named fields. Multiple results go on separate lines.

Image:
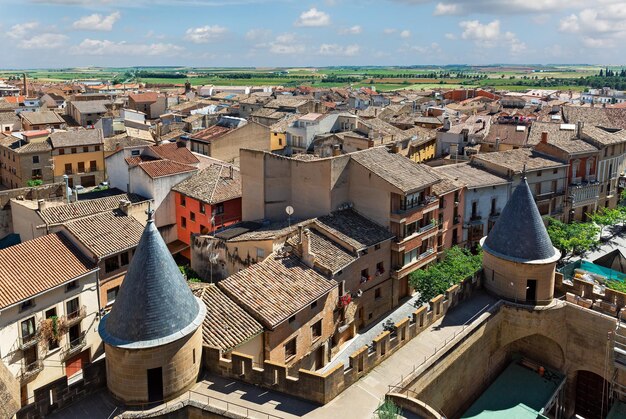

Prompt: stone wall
xmin=0 ymin=354 xmax=20 ymax=418
xmin=556 ymin=271 xmax=626 ymax=317
xmin=16 ymin=358 xmax=106 ymax=419
xmin=0 ymin=183 xmax=65 ymax=239
xmin=203 ymin=274 xmax=481 ymax=405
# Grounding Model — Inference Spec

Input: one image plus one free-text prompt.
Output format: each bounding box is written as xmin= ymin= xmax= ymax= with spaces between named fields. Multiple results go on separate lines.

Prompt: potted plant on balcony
xmin=38 ymin=316 xmax=68 ymax=344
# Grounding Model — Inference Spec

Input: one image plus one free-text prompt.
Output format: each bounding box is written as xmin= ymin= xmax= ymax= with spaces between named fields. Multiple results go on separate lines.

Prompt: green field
xmin=0 ymin=65 xmax=618 ymax=92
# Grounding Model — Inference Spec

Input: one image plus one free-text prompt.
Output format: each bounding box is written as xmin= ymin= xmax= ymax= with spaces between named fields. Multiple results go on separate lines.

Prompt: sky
xmin=1 ymin=0 xmax=625 ymax=68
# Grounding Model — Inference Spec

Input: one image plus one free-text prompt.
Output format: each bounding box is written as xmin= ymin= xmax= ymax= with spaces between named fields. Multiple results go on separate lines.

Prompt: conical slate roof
xmin=482 ymin=177 xmax=559 ymax=263
xmin=99 ymin=216 xmax=205 ymax=349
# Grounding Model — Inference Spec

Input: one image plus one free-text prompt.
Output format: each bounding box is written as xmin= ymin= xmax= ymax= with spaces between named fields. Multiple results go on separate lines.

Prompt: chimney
xmin=229 ymin=165 xmax=233 ymax=179
xmin=541 ymin=131 xmax=549 ymax=144
xmin=301 ymin=228 xmax=316 ymax=268
xmin=495 ymin=137 xmax=500 ymax=151
xmin=298 ymin=224 xmax=304 ymax=244
xmin=176 ymin=140 xmax=185 ymax=148
xmin=332 ymin=144 xmax=341 ymax=156
xmin=23 ymin=73 xmax=28 ymax=97
xmin=37 ymin=199 xmax=46 ymax=212
xmin=73 ymin=189 xmax=78 ymax=202
xmin=576 ymin=121 xmax=584 ymax=139
xmin=119 ymin=199 xmax=131 ymax=215
xmin=443 ymin=116 xmax=451 ymax=131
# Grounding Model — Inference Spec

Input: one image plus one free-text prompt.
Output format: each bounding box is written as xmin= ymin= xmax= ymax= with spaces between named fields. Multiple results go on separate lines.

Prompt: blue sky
xmin=1 ymin=0 xmax=625 ymax=68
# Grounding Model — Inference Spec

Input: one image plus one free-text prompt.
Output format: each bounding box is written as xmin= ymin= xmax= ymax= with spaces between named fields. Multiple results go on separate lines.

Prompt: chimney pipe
xmin=298 ymin=224 xmax=303 ymax=244
xmin=541 ymin=131 xmax=548 ymax=144
xmin=37 ymin=199 xmax=45 ymax=212
xmin=229 ymin=165 xmax=233 ymax=179
xmin=119 ymin=199 xmax=130 ymax=215
xmin=23 ymin=73 xmax=28 ymax=97
xmin=301 ymin=228 xmax=316 ymax=268
xmin=576 ymin=121 xmax=584 ymax=139
xmin=332 ymin=144 xmax=341 ymax=157
xmin=495 ymin=137 xmax=500 ymax=151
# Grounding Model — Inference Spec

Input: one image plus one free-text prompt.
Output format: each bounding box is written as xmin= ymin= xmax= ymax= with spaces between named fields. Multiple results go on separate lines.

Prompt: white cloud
xmin=558 ymin=5 xmax=626 ymax=50
xmin=460 ymin=19 xmax=500 ymax=42
xmin=318 ymin=43 xmax=360 ymax=56
xmin=255 ymin=33 xmax=305 ymax=55
xmin=400 ymin=30 xmax=411 ymax=38
xmin=6 ymin=22 xmax=39 ymax=39
xmin=444 ymin=33 xmax=457 ymax=40
xmin=582 ymin=37 xmax=615 ymax=48
xmin=433 ymin=3 xmax=459 ymax=16
xmin=339 ymin=25 xmax=362 ymax=35
xmin=72 ymin=11 xmax=121 ymax=31
xmin=19 ymin=33 xmax=68 ymax=49
xmin=294 ymin=8 xmax=331 ymax=27
xmin=72 ymin=38 xmax=184 ymax=56
xmin=410 ymin=42 xmax=442 ymax=54
xmin=383 ymin=28 xmax=397 ymax=35
xmin=184 ymin=25 xmax=227 ymax=43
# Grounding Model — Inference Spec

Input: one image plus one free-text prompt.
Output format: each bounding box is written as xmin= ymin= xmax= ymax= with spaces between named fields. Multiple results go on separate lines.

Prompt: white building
xmin=0 ymin=232 xmax=100 ymax=406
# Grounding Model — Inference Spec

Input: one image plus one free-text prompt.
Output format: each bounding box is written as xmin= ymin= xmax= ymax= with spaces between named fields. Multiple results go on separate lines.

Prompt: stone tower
xmin=480 ymin=176 xmax=560 ymax=305
xmin=98 ymin=212 xmax=206 ymax=404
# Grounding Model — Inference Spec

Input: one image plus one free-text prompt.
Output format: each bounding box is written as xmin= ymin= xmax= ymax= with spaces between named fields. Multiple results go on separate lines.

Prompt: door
xmin=81 ymin=175 xmax=95 ymax=187
xmin=65 ymin=350 xmax=89 ymax=378
xmin=399 ymin=277 xmax=409 ymax=299
xmin=526 ymin=279 xmax=537 ymax=303
xmin=147 ymin=367 xmax=163 ymax=402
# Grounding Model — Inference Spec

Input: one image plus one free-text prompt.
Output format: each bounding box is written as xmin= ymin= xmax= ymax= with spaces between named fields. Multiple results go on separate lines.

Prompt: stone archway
xmin=574 ymin=370 xmax=611 ymax=419
xmin=502 ymin=333 xmax=566 ymax=371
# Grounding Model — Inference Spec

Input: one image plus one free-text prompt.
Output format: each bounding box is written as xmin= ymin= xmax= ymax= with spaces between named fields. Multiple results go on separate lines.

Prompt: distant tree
xmin=376 ymin=399 xmax=402 ymax=419
xmin=588 ymin=207 xmax=621 ymax=239
xmin=546 ymin=217 xmax=599 ymax=259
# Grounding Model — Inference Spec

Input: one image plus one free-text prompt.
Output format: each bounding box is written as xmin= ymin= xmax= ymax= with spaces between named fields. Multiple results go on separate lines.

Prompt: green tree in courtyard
xmin=546 ymin=217 xmax=599 ymax=259
xmin=376 ymin=399 xmax=402 ymax=419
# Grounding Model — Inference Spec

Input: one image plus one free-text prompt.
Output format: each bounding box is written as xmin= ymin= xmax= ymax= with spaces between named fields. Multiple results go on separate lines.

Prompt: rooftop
xmin=527 ymin=121 xmax=599 ymax=154
xmin=190 ymin=125 xmax=233 ymax=142
xmin=315 ymin=209 xmax=394 ymax=251
xmin=433 ymin=163 xmax=509 ymax=189
xmin=136 ymin=159 xmax=197 ymax=179
xmin=287 ymin=228 xmax=356 ymax=274
xmin=172 ymin=164 xmax=241 ymax=205
xmin=192 ymin=283 xmax=263 ymax=352
xmin=129 ymin=92 xmax=159 ymax=103
xmin=149 ymin=142 xmax=200 ymax=165
xmin=62 ymin=210 xmax=145 ymax=259
xmin=350 ymin=147 xmax=441 ymax=194
xmin=218 ymin=254 xmax=337 ymax=329
xmin=0 ymin=232 xmax=96 ymax=310
xmin=483 ymin=123 xmax=529 ymax=147
xmin=19 ymin=111 xmax=65 ymax=126
xmin=472 ymin=148 xmax=566 ymax=174
xmin=70 ymin=100 xmax=110 ymax=114
xmin=49 ymin=129 xmax=104 ymax=148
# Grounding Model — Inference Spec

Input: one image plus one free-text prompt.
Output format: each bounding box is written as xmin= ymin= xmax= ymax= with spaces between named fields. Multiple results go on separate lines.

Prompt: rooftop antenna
xmin=146 ymin=202 xmax=154 ymax=222
xmin=286 ymin=205 xmax=294 ymax=229
xmin=521 ymin=164 xmax=527 ymax=181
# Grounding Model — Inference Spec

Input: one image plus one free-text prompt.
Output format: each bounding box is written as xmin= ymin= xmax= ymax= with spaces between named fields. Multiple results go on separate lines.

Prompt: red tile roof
xmin=190 ymin=125 xmax=232 ymax=142
xmin=137 ymin=160 xmax=197 ymax=179
xmin=129 ymin=92 xmax=159 ymax=103
xmin=149 ymin=143 xmax=199 ymax=165
xmin=0 ymin=233 xmax=96 ymax=309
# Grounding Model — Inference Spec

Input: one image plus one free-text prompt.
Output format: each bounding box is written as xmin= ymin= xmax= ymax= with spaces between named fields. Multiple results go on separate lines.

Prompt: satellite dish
xmin=286 ymin=206 xmax=294 ymax=216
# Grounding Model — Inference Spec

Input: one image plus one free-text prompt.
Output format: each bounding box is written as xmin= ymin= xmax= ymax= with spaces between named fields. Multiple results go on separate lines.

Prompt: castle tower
xmin=98 ymin=210 xmax=206 ymax=403
xmin=480 ymin=176 xmax=560 ymax=305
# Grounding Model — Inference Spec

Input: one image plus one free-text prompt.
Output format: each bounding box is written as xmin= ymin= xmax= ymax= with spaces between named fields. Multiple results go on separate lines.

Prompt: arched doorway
xmin=574 ymin=370 xmax=611 ymax=419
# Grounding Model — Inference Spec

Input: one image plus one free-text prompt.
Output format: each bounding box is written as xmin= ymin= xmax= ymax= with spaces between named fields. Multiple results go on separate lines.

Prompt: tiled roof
xmin=433 ymin=163 xmax=509 ymax=189
xmin=149 ymin=143 xmax=199 ymax=165
xmin=103 ymin=135 xmax=152 ymax=152
xmin=0 ymin=232 xmax=96 ymax=309
xmin=19 ymin=111 xmax=64 ymax=126
xmin=315 ymin=209 xmax=394 ymax=250
xmin=62 ymin=210 xmax=145 ymax=258
xmin=218 ymin=254 xmax=337 ymax=329
xmin=49 ymin=129 xmax=103 ymax=148
xmin=483 ymin=123 xmax=529 ymax=146
xmin=472 ymin=148 xmax=566 ymax=173
xmin=190 ymin=125 xmax=233 ymax=142
xmin=582 ymin=125 xmax=626 ymax=146
xmin=172 ymin=164 xmax=241 ymax=205
xmin=527 ymin=122 xmax=598 ymax=154
xmin=563 ymin=106 xmax=626 ymax=130
xmin=287 ymin=229 xmax=356 ymax=274
xmin=39 ymin=192 xmax=148 ymax=225
xmin=129 ymin=92 xmax=158 ymax=103
xmin=431 ymin=175 xmax=462 ymax=196
xmin=70 ymin=100 xmax=110 ymax=114
xmin=137 ymin=159 xmax=197 ymax=179
xmin=0 ymin=135 xmax=51 ymax=153
xmin=192 ymin=283 xmax=263 ymax=351
xmin=350 ymin=147 xmax=441 ymax=194
xmin=227 ymin=220 xmax=303 ymax=242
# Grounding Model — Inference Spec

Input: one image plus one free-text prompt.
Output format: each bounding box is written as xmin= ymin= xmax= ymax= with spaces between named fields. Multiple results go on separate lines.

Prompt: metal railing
xmin=18 ymin=333 xmax=39 ymax=350
xmin=61 ymin=331 xmax=86 ymax=360
xmin=18 ymin=360 xmax=43 ymax=382
xmin=386 ymin=386 xmax=448 ymax=419
xmin=65 ymin=305 xmax=86 ymax=326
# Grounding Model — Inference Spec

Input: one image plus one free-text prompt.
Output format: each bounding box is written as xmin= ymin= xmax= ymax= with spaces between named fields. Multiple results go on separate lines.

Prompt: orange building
xmin=172 ymin=164 xmax=242 ymax=259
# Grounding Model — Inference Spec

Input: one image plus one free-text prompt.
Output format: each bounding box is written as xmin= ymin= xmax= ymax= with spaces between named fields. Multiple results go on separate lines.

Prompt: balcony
xmin=18 ymin=333 xmax=39 ymax=351
xmin=393 ymin=221 xmax=438 ymax=251
xmin=393 ymin=247 xmax=436 ymax=279
xmin=18 ymin=360 xmax=43 ymax=383
xmin=466 ymin=214 xmax=482 ymax=226
xmin=570 ymin=182 xmax=601 ymax=208
xmin=60 ymin=331 xmax=86 ymax=361
xmin=488 ymin=211 xmax=500 ymax=220
xmin=65 ymin=305 xmax=86 ymax=327
xmin=392 ymin=196 xmax=439 ymax=222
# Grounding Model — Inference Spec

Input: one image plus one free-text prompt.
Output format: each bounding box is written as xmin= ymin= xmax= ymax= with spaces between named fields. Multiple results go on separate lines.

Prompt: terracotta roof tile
xmin=172 ymin=164 xmax=241 ymax=204
xmin=129 ymin=92 xmax=159 ymax=103
xmin=192 ymin=283 xmax=263 ymax=351
xmin=137 ymin=160 xmax=197 ymax=179
xmin=287 ymin=229 xmax=356 ymax=274
xmin=149 ymin=143 xmax=199 ymax=165
xmin=0 ymin=233 xmax=96 ymax=309
xmin=39 ymin=192 xmax=148 ymax=225
xmin=190 ymin=125 xmax=233 ymax=142
xmin=218 ymin=255 xmax=337 ymax=329
xmin=49 ymin=129 xmax=104 ymax=148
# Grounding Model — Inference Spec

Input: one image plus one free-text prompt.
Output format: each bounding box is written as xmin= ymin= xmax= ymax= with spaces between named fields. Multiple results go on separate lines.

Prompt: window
xmin=120 ymin=251 xmax=129 ymax=266
xmin=77 ymin=162 xmax=85 ymax=173
xmin=199 ymin=203 xmax=205 ymax=214
xmin=31 ymin=169 xmax=42 ymax=179
xmin=215 ymin=203 xmax=224 ymax=215
xmin=64 ymin=163 xmax=72 ymax=174
xmin=131 ymin=149 xmax=140 ymax=156
xmin=89 ymin=160 xmax=97 ymax=171
xmin=21 ymin=299 xmax=34 ymax=311
xmin=361 ymin=269 xmax=370 ymax=283
xmin=83 ymin=146 xmax=89 ymax=153
xmin=285 ymin=338 xmax=297 ymax=359
xmin=374 ymin=243 xmax=381 ymax=251
xmin=180 ymin=195 xmax=186 ymax=207
xmin=537 ymin=170 xmax=542 ymax=177
xmin=59 ymin=148 xmax=65 ymax=155
xmin=190 ymin=212 xmax=196 ymax=222
xmin=66 ymin=297 xmax=79 ymax=318
xmin=553 ymin=168 xmax=558 ymax=174
xmin=376 ymin=262 xmax=385 ymax=275
xmin=289 ymin=315 xmax=296 ymax=323
xmin=256 ymin=247 xmax=265 ymax=259
xmin=375 ymin=288 xmax=382 ymax=299
xmin=32 ymin=155 xmax=39 ymax=164
xmin=71 ymin=148 xmax=77 ymax=154
xmin=21 ymin=317 xmax=36 ymax=341
xmin=107 ymin=286 xmax=119 ymax=304
xmin=45 ymin=308 xmax=59 ymax=350
xmin=311 ymin=320 xmax=322 ymax=340
xmin=200 ymin=224 xmax=208 ymax=234
xmin=310 ymin=300 xmax=318 ymax=310
xmin=65 ymin=280 xmax=78 ymax=292
xmin=181 ymin=216 xmax=187 ymax=229
xmin=105 ymin=256 xmax=120 ymax=273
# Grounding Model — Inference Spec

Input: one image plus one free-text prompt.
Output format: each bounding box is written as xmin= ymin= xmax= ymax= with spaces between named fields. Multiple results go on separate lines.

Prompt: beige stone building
xmin=0 ymin=130 xmax=53 ymax=189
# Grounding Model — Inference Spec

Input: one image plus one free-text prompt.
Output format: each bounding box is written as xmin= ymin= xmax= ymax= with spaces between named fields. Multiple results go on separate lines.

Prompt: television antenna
xmin=286 ymin=206 xmax=294 ymax=228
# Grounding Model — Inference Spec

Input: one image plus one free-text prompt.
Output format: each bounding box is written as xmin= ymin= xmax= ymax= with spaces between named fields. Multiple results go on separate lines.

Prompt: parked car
xmin=74 ymin=185 xmax=85 ymax=193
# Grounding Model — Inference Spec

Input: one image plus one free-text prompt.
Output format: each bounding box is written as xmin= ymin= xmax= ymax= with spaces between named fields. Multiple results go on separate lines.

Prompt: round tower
xmin=98 ymin=211 xmax=206 ymax=404
xmin=480 ymin=176 xmax=560 ymax=305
